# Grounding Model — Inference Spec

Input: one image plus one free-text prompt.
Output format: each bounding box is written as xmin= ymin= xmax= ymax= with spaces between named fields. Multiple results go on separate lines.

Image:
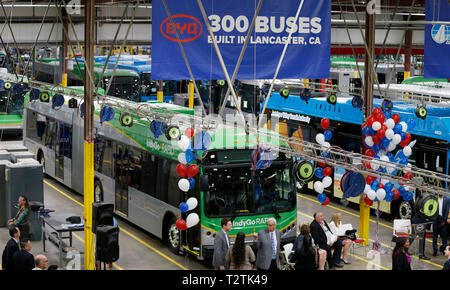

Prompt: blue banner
xmin=151 ymin=0 xmax=331 ymax=80
xmin=425 ymin=0 xmax=450 ymax=78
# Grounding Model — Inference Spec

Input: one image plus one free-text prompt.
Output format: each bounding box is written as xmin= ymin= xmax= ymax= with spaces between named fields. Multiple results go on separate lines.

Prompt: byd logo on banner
xmin=160 ymin=14 xmax=203 ymax=43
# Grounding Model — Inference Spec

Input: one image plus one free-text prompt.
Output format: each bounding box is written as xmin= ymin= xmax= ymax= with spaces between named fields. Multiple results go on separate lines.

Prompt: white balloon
xmin=364 ymin=184 xmax=371 ymax=193
xmin=387 ymin=142 xmax=396 ymax=152
xmin=380 ymin=155 xmax=389 ymax=168
xmin=371 ymin=160 xmax=380 ymax=171
xmin=365 ymin=136 xmax=374 ymax=147
xmin=372 ymin=121 xmax=381 ymax=131
xmin=177 ymin=135 xmax=190 ymax=152
xmin=376 ymin=188 xmax=386 ymax=201
xmin=178 ymin=178 xmax=190 ymax=192
xmin=322 ymin=176 xmax=332 ymax=188
xmin=385 ymin=119 xmax=395 ymax=129
xmin=403 ymin=146 xmax=412 ymax=157
xmin=403 ymin=163 xmax=412 ymax=173
xmin=380 ymin=178 xmax=389 ymax=185
xmin=385 ymin=129 xmax=394 ymax=140
xmin=314 ymin=181 xmax=324 ymax=194
xmin=322 ymin=142 xmax=331 ymax=149
xmin=186 ymin=197 xmax=198 ymax=211
xmin=367 ymin=189 xmax=377 ymax=200
xmin=186 ymin=213 xmax=199 ymax=228
xmin=400 ymin=121 xmax=408 ymax=132
xmin=386 ymin=166 xmax=395 ymax=174
xmin=392 ymin=134 xmax=401 ymax=145
xmin=178 ymin=153 xmax=187 ymax=164
xmin=315 ymin=133 xmax=325 ymax=145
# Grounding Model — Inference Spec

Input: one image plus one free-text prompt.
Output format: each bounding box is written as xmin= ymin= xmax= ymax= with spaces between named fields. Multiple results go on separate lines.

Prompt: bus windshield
xmin=103 ymin=76 xmax=140 ymax=102
xmin=203 ymin=151 xmax=295 ymax=217
xmin=0 ymin=91 xmax=23 ymax=114
xmin=140 ymin=73 xmax=178 ymax=96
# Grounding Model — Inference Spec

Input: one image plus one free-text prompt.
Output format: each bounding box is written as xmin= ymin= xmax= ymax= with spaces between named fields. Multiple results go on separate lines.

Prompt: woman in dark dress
xmin=292 ymin=235 xmax=317 ymax=270
xmin=392 ymin=237 xmax=412 ymax=270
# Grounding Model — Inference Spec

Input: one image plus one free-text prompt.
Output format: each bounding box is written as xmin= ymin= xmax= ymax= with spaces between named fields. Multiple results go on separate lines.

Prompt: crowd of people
xmin=213 ymin=212 xmax=360 ymax=270
xmin=1 ymin=225 xmax=58 ymax=270
xmin=213 ymin=205 xmax=450 ymax=271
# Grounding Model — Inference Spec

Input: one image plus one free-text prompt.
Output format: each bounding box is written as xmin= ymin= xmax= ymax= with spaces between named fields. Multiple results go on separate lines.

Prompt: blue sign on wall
xmin=151 ymin=0 xmax=331 ymax=80
xmin=425 ymin=0 xmax=450 ymax=78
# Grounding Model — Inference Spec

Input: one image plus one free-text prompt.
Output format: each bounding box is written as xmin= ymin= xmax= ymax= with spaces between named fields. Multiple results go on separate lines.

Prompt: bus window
xmin=58 ymin=123 xmax=72 ymax=159
xmin=94 ymin=137 xmax=114 ymax=178
xmin=44 ymin=118 xmax=56 ymax=150
xmin=127 ymin=148 xmax=143 ymax=190
xmin=26 ymin=110 xmax=40 ymax=142
xmin=140 ymin=153 xmax=157 ymax=197
xmin=435 ymin=152 xmax=446 ymax=174
xmin=156 ymin=158 xmax=182 ymax=207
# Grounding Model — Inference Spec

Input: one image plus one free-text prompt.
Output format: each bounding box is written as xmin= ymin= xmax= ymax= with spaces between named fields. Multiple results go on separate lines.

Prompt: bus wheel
xmin=94 ymin=179 xmax=104 ymax=202
xmin=398 ymin=200 xmax=414 ymax=220
xmin=167 ymin=216 xmax=181 ymax=255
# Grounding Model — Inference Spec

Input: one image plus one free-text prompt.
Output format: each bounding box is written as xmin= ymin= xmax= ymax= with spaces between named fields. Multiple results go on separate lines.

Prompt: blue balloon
xmin=400 ymin=131 xmax=406 ymax=141
xmin=399 ymin=186 xmax=406 ymax=196
xmin=407 ymin=119 xmax=416 ymax=131
xmin=371 ymin=180 xmax=379 ymax=191
xmin=377 ymin=167 xmax=386 ymax=173
xmin=384 ymin=182 xmax=393 ymax=193
xmin=381 ymin=137 xmax=390 ymax=148
xmin=317 ymin=193 xmax=327 ymax=204
xmin=179 ymin=202 xmax=189 ymax=213
xmin=315 ymin=168 xmax=324 ymax=179
xmin=362 ymin=126 xmax=374 ymax=136
xmin=386 ymin=153 xmax=394 ymax=162
xmin=385 ymin=192 xmax=394 ymax=202
xmin=404 ymin=191 xmax=413 ymax=201
xmin=372 ymin=144 xmax=380 ymax=153
xmin=399 ymin=158 xmax=408 ymax=165
xmin=393 ymin=124 xmax=402 ymax=134
xmin=185 ymin=149 xmax=195 ymax=163
xmin=188 ymin=177 xmax=196 ymax=190
xmin=324 ymin=130 xmax=333 ymax=141
xmin=384 ymin=110 xmax=393 ymax=119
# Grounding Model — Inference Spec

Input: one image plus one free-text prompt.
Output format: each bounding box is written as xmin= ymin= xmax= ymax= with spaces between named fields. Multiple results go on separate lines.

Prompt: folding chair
xmin=280 ymin=243 xmax=295 ymax=270
xmin=392 ymin=219 xmax=412 ymax=245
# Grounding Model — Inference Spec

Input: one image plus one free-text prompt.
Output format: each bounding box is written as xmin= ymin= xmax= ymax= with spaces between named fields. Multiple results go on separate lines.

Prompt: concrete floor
xmin=0 ymin=138 xmax=447 ymax=270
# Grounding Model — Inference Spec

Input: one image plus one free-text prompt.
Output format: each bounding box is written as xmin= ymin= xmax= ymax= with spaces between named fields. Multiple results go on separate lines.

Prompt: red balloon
xmin=321 ymin=118 xmax=330 ymax=130
xmin=392 ymin=189 xmax=400 ymax=200
xmin=176 ymin=163 xmax=188 ymax=178
xmin=365 ymin=149 xmax=375 ymax=157
xmin=187 ymin=164 xmax=199 ymax=178
xmin=376 ymin=112 xmax=386 ymax=124
xmin=363 ymin=161 xmax=372 ymax=170
xmin=376 ymin=128 xmax=386 ymax=140
xmin=323 ymin=167 xmax=332 ymax=177
xmin=372 ymin=135 xmax=381 ymax=145
xmin=318 ymin=162 xmax=326 ymax=168
xmin=372 ymin=107 xmax=382 ymax=116
xmin=404 ymin=172 xmax=413 ymax=180
xmin=176 ymin=219 xmax=187 ymax=230
xmin=185 ymin=128 xmax=194 ymax=138
xmin=378 ymin=183 xmax=384 ymax=189
xmin=400 ymin=133 xmax=412 ymax=148
xmin=364 ymin=196 xmax=373 ymax=206
xmin=361 ymin=122 xmax=367 ymax=129
xmin=367 ymin=116 xmax=375 ymax=127
xmin=366 ymin=175 xmax=377 ymax=185
xmin=321 ymin=198 xmax=330 ymax=206
xmin=392 ymin=114 xmax=401 ymax=124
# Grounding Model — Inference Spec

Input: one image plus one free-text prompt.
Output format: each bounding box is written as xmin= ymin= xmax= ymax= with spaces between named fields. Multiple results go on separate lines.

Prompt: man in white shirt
xmin=33 ymin=255 xmax=49 ymax=270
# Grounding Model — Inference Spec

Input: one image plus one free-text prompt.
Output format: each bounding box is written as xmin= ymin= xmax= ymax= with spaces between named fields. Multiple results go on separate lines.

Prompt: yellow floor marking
xmin=45 ymin=179 xmax=188 ymax=270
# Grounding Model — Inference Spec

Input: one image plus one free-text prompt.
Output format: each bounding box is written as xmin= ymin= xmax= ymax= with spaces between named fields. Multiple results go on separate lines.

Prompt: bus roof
xmin=264 ymin=92 xmax=450 ymax=142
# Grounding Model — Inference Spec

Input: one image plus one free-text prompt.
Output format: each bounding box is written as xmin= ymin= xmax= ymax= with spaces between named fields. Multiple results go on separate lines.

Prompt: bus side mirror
xmin=200 ymin=175 xmax=209 ymax=192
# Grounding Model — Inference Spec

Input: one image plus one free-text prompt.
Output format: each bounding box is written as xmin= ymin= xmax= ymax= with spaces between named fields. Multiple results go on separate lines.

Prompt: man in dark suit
xmin=310 ymin=212 xmax=343 ymax=269
xmin=1 ymin=226 xmax=20 ymax=270
xmin=212 ymin=217 xmax=232 ymax=270
xmin=253 ymin=218 xmax=281 ymax=270
xmin=433 ymin=194 xmax=449 ymax=256
xmin=443 ymin=246 xmax=450 ymax=271
xmin=11 ymin=239 xmax=34 ymax=271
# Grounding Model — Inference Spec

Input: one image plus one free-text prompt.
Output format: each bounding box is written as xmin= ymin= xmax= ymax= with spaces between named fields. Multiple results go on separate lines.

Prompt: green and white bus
xmin=23 ymin=88 xmax=297 ymax=260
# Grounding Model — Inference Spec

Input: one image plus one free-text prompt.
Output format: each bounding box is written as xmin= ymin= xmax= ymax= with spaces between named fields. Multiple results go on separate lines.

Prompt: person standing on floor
xmin=212 ymin=217 xmax=232 ymax=270
xmin=1 ymin=226 xmax=20 ymax=270
xmin=433 ymin=193 xmax=449 ymax=256
xmin=8 ymin=195 xmax=31 ymax=241
xmin=310 ymin=212 xmax=343 ymax=269
xmin=253 ymin=218 xmax=281 ymax=270
xmin=11 ymin=239 xmax=34 ymax=271
xmin=226 ymin=232 xmax=255 ymax=270
xmin=392 ymin=237 xmax=412 ymax=271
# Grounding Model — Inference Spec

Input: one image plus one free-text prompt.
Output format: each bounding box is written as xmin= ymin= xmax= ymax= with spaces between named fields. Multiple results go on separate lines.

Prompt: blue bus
xmin=261 ymin=89 xmax=449 ymax=219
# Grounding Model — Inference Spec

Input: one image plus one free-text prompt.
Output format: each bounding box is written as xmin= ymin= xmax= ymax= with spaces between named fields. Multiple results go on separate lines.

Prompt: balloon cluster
xmin=314 ymin=118 xmax=333 ymax=206
xmin=175 ymin=128 xmax=212 ymax=231
xmin=361 ymin=106 xmax=416 ymax=206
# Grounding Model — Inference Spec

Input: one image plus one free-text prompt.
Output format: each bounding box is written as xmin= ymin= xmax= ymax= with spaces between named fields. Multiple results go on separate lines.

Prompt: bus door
xmin=114 ymin=145 xmax=129 ymax=216
xmin=55 ymin=122 xmax=70 ymax=181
